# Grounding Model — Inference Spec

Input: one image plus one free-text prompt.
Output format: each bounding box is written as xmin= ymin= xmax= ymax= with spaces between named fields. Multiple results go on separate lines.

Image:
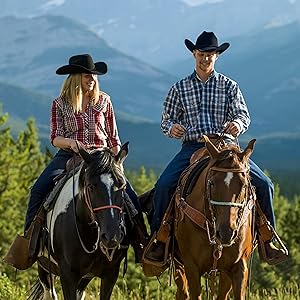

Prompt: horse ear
xmin=78 ymin=145 xmax=93 ymax=164
xmin=241 ymin=139 xmax=256 ymax=162
xmin=203 ymin=135 xmax=220 ymax=159
xmin=115 ymin=142 xmax=129 ymax=165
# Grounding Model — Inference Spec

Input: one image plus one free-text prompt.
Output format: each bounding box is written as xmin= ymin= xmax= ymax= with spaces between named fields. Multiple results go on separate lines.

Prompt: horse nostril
xmin=100 ymin=233 xmax=109 ymax=244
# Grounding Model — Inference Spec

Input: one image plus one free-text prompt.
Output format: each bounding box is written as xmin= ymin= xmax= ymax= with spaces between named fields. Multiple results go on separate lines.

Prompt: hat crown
xmin=69 ymin=54 xmax=95 ymax=69
xmin=196 ymin=31 xmax=218 ymax=49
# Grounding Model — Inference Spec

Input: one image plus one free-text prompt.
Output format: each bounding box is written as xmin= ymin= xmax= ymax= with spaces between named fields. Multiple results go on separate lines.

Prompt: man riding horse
xmin=145 ymin=31 xmax=288 ymax=265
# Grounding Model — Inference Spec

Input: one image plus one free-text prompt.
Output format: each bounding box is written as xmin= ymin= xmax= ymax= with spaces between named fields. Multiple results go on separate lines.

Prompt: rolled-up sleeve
xmin=227 ymin=84 xmax=250 ymax=134
xmin=161 ymin=85 xmax=183 ymax=137
xmin=50 ymin=100 xmax=64 ymax=145
xmin=104 ymin=98 xmax=121 ymax=148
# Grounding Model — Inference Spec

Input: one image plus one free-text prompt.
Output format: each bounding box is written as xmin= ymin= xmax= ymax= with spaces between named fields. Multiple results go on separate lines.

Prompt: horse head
xmin=204 ymin=135 xmax=256 ymax=246
xmin=77 ymin=143 xmax=128 ymax=259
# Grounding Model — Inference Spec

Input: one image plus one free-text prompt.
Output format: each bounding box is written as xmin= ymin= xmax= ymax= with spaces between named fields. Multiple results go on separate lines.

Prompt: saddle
xmin=142 ymin=150 xmax=210 ymax=277
xmin=3 ymin=155 xmax=83 ymax=270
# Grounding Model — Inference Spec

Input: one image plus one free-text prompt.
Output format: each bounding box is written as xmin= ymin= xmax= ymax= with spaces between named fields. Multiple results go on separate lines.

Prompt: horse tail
xmin=26 ymin=280 xmax=43 ymax=300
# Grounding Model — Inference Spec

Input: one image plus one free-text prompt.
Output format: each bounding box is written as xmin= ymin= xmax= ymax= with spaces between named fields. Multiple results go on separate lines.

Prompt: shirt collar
xmin=191 ymin=70 xmax=218 ymax=83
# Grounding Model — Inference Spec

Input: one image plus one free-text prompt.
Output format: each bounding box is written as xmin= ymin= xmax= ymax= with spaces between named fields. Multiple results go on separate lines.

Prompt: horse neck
xmin=76 ymin=168 xmax=93 ymax=225
xmin=187 ymin=165 xmax=210 ymax=213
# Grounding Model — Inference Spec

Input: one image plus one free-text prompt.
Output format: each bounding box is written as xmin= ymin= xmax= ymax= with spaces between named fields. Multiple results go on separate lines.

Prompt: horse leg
xmin=217 ymin=272 xmax=232 ymax=300
xmin=77 ymin=277 xmax=92 ymax=300
xmin=38 ymin=265 xmax=58 ymax=300
xmin=60 ymin=268 xmax=81 ymax=300
xmin=230 ymin=260 xmax=248 ymax=300
xmin=173 ymin=258 xmax=189 ymax=300
xmin=184 ymin=264 xmax=202 ymax=300
xmin=99 ymin=266 xmax=120 ymax=300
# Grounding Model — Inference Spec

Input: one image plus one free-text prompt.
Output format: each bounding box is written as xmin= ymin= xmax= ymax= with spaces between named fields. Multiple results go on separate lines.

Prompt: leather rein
xmin=175 ymin=156 xmax=256 ymax=247
xmin=72 ymin=159 xmax=125 ymax=255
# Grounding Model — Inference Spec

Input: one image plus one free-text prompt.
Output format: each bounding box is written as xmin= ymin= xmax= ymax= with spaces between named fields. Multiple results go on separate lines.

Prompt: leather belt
xmin=195 ymin=134 xmax=221 ymax=143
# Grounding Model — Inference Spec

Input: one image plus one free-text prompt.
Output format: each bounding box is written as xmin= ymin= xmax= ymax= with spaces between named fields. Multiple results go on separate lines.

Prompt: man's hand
xmin=224 ymin=122 xmax=241 ymax=137
xmin=170 ymin=124 xmax=186 ymax=139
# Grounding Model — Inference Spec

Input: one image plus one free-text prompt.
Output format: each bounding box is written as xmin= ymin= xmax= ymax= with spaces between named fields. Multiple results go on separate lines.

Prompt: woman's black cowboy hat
xmin=185 ymin=31 xmax=230 ymax=54
xmin=56 ymin=54 xmax=107 ymax=75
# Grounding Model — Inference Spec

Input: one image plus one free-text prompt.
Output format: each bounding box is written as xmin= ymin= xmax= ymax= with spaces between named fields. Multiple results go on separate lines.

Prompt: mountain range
xmin=0 ymin=8 xmax=299 ymax=171
xmin=1 ymin=0 xmax=300 ymax=67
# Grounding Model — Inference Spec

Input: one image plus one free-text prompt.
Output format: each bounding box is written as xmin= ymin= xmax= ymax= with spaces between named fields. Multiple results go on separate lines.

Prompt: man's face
xmin=193 ymin=49 xmax=218 ymax=74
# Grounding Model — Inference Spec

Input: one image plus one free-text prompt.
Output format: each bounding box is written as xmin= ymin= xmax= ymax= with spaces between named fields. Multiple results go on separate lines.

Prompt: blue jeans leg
xmin=150 ymin=142 xmax=205 ymax=233
xmin=125 ymin=180 xmax=141 ymax=213
xmin=249 ymin=159 xmax=275 ymax=228
xmin=24 ymin=150 xmax=72 ymax=231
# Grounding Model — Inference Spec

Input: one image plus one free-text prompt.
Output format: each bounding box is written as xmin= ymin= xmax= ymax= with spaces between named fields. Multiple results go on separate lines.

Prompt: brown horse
xmin=174 ymin=136 xmax=256 ymax=300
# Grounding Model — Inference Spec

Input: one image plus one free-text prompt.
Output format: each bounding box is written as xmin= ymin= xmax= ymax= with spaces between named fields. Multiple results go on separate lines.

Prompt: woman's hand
xmin=68 ymin=139 xmax=84 ymax=153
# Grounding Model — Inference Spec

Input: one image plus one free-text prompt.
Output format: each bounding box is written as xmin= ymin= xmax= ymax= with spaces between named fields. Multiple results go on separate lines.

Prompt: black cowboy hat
xmin=185 ymin=31 xmax=230 ymax=54
xmin=56 ymin=54 xmax=107 ymax=75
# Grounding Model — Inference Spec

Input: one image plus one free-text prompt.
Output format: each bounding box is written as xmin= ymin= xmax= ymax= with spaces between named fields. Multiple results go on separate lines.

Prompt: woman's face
xmin=81 ymin=73 xmax=97 ymax=93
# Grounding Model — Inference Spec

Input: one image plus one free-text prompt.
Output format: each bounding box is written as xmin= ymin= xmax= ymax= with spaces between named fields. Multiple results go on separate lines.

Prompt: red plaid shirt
xmin=50 ymin=92 xmax=120 ymax=149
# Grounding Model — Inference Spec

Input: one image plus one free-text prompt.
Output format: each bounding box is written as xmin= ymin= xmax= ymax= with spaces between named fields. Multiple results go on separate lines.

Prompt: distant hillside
xmin=0 ymin=15 xmax=299 ymax=172
xmin=0 ymin=15 xmax=176 ymax=122
xmin=37 ymin=119 xmax=300 ymax=172
xmin=1 ymin=0 xmax=298 ymax=67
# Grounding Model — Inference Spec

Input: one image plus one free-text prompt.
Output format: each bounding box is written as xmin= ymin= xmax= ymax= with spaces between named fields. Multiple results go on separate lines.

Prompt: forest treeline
xmin=0 ymin=111 xmax=300 ymax=299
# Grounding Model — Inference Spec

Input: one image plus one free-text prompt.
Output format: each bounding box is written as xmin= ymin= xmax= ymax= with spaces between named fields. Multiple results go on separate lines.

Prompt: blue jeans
xmin=25 ymin=149 xmax=139 ymax=231
xmin=150 ymin=141 xmax=275 ymax=233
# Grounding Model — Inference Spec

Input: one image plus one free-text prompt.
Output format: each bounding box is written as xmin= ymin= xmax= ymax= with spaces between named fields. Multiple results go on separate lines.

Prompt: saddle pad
xmin=181 ymin=157 xmax=210 ymax=198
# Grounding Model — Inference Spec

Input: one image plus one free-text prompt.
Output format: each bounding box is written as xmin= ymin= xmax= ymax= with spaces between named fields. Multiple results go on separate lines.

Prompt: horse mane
xmin=83 ymin=148 xmax=126 ymax=186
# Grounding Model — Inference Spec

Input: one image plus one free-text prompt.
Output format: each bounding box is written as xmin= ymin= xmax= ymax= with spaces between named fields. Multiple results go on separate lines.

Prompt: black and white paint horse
xmin=31 ymin=143 xmax=129 ymax=300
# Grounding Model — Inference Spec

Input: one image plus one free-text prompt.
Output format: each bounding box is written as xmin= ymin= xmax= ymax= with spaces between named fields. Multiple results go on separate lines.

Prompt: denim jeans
xmin=25 ymin=149 xmax=139 ymax=231
xmin=25 ymin=149 xmax=72 ymax=231
xmin=150 ymin=141 xmax=275 ymax=233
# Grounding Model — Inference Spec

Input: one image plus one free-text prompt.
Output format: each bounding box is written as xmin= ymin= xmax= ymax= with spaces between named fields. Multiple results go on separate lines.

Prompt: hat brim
xmin=56 ymin=62 xmax=107 ymax=75
xmin=184 ymin=39 xmax=230 ymax=54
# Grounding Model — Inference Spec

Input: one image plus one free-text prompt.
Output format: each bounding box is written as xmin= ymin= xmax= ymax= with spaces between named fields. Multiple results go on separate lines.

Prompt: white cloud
xmin=181 ymin=0 xmax=224 ymax=6
xmin=40 ymin=0 xmax=65 ymax=11
xmin=264 ymin=14 xmax=294 ymax=29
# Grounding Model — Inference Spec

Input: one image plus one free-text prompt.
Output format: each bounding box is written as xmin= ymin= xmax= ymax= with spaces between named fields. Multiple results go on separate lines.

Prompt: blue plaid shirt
xmin=161 ymin=70 xmax=250 ymax=142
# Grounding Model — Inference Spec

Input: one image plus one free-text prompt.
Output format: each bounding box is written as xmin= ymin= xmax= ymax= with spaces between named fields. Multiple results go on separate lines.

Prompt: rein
xmin=71 ymin=154 xmax=125 ymax=256
xmin=72 ymin=162 xmax=101 ymax=254
xmin=176 ymin=150 xmax=254 ymax=248
xmin=206 ymin=159 xmax=253 ymax=247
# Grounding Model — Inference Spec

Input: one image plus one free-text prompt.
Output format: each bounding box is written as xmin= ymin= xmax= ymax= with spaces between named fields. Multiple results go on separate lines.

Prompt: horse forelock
xmin=81 ymin=148 xmax=126 ymax=187
xmin=216 ymin=145 xmax=245 ymax=169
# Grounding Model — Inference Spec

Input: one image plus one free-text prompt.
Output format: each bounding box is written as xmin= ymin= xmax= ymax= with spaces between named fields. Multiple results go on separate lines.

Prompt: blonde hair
xmin=59 ymin=74 xmax=100 ymax=113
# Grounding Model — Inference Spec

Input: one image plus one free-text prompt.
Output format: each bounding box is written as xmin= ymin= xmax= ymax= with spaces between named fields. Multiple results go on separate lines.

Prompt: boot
xmin=146 ymin=241 xmax=165 ymax=262
xmin=263 ymin=240 xmax=288 ymax=265
xmin=3 ymin=209 xmax=45 ymax=270
xmin=130 ymin=213 xmax=149 ymax=263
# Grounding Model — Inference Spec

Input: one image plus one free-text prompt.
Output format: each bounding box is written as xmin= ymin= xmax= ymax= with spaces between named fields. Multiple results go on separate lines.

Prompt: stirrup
xmin=258 ymin=228 xmax=289 ymax=265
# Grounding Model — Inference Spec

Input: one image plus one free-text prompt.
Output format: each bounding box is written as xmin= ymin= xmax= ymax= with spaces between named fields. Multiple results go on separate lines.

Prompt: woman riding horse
xmin=4 ymin=54 xmax=147 ymax=270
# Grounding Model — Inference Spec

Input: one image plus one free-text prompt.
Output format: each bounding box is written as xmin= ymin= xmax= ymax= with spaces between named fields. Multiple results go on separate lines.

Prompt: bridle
xmin=72 ymin=159 xmax=126 ymax=258
xmin=204 ymin=152 xmax=255 ymax=247
xmin=82 ymin=183 xmax=124 ymax=226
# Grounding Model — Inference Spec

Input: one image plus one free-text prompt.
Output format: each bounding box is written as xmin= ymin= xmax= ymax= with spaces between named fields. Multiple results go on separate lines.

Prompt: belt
xmin=195 ymin=134 xmax=221 ymax=143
